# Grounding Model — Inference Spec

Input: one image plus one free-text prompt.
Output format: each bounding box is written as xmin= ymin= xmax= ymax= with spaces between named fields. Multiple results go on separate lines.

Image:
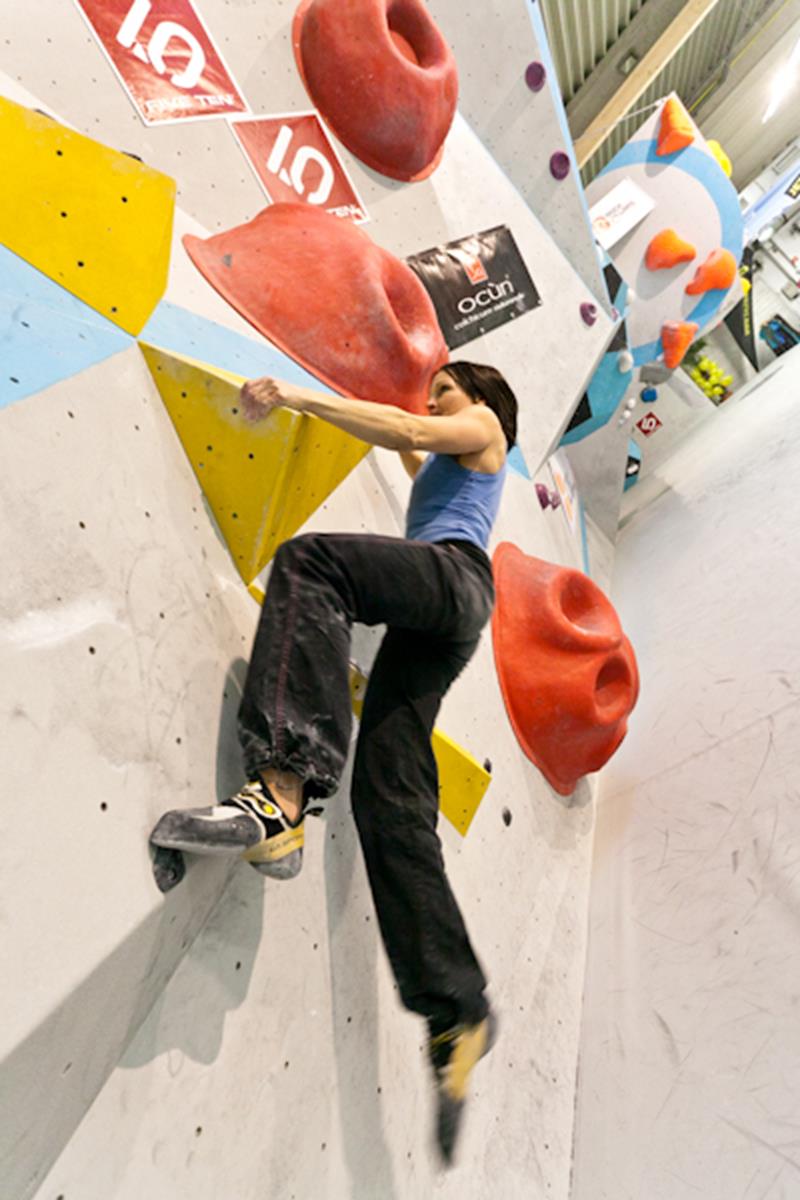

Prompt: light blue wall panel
xmin=0 ymin=245 xmax=131 ymax=410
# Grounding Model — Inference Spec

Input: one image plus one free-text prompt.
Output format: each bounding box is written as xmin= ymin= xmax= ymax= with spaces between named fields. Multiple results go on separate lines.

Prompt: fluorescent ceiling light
xmin=763 ymin=32 xmax=800 ymax=122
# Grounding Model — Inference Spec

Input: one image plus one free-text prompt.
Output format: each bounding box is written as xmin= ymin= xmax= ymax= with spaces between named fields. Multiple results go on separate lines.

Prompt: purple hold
xmin=525 ymin=61 xmax=546 ymax=92
xmin=550 ymin=151 xmax=571 ymax=181
xmin=535 ymin=483 xmax=551 ymax=510
xmin=549 ymin=489 xmax=562 ymax=510
xmin=580 ymin=302 xmax=598 ymax=326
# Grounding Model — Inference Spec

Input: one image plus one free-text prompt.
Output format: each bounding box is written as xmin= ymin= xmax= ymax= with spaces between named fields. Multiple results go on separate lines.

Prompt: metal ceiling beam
xmin=573 ymin=0 xmax=727 ymax=168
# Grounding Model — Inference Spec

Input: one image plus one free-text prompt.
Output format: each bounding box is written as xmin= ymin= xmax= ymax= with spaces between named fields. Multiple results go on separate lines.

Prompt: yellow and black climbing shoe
xmin=149 ymin=781 xmax=304 ymax=880
xmin=428 ymin=1010 xmax=498 ymax=1166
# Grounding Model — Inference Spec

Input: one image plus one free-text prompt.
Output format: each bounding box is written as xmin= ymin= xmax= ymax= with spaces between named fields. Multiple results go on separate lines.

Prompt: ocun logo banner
xmin=74 ymin=0 xmax=247 ymax=125
xmin=231 ymin=114 xmax=369 ymax=225
xmin=407 ymin=227 xmax=541 ymax=350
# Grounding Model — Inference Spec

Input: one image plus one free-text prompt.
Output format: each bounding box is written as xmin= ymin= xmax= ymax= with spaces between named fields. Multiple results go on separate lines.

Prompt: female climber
xmin=150 ymin=360 xmax=519 ymax=1163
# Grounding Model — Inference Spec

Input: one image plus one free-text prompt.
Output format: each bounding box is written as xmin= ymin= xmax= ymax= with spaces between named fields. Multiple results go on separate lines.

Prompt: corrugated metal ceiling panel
xmin=576 ymin=0 xmax=770 ymax=184
xmin=539 ymin=0 xmax=648 ymax=101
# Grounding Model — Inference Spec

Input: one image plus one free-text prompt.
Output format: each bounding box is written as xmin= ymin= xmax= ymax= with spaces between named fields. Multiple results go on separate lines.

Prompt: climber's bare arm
xmin=240 ymin=377 xmax=497 ymax=456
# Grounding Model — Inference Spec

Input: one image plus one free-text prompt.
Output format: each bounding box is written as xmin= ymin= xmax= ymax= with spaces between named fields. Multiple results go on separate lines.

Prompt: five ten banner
xmin=74 ymin=0 xmax=247 ymax=125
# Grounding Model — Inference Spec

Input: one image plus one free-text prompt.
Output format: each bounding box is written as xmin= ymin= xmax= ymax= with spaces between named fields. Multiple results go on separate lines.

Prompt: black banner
xmin=724 ymin=245 xmax=759 ymax=371
xmin=407 ymin=226 xmax=541 ymax=350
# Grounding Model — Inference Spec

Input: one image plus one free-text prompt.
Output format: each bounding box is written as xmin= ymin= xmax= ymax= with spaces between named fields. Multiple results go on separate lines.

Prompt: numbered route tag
xmin=231 ymin=113 xmax=369 ymax=225
xmin=74 ymin=0 xmax=247 ymax=124
xmin=636 ymin=412 xmax=663 ymax=438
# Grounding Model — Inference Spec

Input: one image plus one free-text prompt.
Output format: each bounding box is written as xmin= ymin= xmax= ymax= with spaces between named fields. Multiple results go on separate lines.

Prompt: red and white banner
xmin=74 ymin=0 xmax=247 ymax=125
xmin=636 ymin=412 xmax=663 ymax=438
xmin=231 ymin=113 xmax=369 ymax=225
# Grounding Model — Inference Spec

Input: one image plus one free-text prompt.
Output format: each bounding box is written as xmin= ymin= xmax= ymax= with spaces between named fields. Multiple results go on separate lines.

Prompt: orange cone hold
xmin=661 ymin=320 xmax=699 ymax=369
xmin=293 ymin=0 xmax=458 ymax=182
xmin=491 ymin=545 xmax=639 ymax=796
xmin=656 ymin=96 xmax=695 ymax=157
xmin=183 ymin=204 xmax=448 ymax=414
xmin=685 ymin=248 xmax=738 ymax=295
xmin=645 ymin=229 xmax=697 ymax=271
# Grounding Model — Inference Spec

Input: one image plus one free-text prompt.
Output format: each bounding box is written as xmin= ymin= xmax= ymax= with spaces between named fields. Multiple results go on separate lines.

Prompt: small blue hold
xmin=640 ymin=387 xmax=658 ymax=404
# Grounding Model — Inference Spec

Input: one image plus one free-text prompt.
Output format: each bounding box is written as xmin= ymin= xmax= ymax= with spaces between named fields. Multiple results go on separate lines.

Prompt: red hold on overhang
xmin=293 ymin=0 xmax=458 ymax=182
xmin=183 ymin=203 xmax=448 ymax=413
xmin=491 ymin=544 xmax=640 ymax=796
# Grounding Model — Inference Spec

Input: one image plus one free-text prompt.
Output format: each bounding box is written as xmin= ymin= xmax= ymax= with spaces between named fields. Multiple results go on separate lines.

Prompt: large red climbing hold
xmin=661 ymin=320 xmax=699 ymax=369
xmin=491 ymin=545 xmax=639 ymax=796
xmin=293 ymin=0 xmax=459 ymax=182
xmin=656 ymin=96 xmax=695 ymax=157
xmin=645 ymin=229 xmax=697 ymax=271
xmin=685 ymin=248 xmax=738 ymax=295
xmin=183 ymin=204 xmax=448 ymax=414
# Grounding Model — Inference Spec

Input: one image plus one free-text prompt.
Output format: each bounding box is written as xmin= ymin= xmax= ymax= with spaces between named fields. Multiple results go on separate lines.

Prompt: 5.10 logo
xmin=75 ymin=0 xmax=247 ymax=124
xmin=231 ymin=113 xmax=369 ymax=225
xmin=636 ymin=412 xmax=663 ymax=438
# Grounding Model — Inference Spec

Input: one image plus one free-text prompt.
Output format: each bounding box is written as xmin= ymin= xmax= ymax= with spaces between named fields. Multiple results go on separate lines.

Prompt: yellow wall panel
xmin=140 ymin=344 xmax=370 ymax=584
xmin=0 ymin=98 xmax=174 ymax=335
xmin=349 ymin=666 xmax=491 ymax=837
xmin=432 ymin=728 xmax=493 ymax=837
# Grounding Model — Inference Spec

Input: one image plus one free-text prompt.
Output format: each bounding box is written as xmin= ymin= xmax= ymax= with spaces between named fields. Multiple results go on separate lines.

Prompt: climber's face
xmin=427 ymin=370 xmax=483 ymax=418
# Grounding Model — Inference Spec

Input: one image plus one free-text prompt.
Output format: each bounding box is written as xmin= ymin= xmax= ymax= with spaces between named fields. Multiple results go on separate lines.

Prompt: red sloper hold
xmin=491 ymin=544 xmax=640 ymax=796
xmin=293 ymin=0 xmax=458 ymax=182
xmin=183 ymin=204 xmax=448 ymax=414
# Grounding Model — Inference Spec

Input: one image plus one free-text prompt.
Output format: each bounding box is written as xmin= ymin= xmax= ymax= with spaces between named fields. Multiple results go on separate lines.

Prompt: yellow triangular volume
xmin=140 ymin=344 xmax=370 ymax=584
xmin=0 ymin=97 xmax=175 ymax=335
xmin=349 ymin=666 xmax=491 ymax=837
xmin=432 ymin=728 xmax=492 ymax=837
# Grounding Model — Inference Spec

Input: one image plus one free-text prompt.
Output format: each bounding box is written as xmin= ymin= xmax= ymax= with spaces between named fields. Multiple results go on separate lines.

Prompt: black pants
xmin=238 ymin=532 xmax=494 ymax=1030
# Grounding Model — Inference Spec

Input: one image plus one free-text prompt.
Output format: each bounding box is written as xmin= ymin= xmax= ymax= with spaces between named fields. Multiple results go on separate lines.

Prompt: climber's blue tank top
xmin=405 ymin=453 xmax=507 ymax=551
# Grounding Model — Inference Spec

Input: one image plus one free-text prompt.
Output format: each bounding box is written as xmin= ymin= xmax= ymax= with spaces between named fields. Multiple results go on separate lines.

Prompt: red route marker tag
xmin=230 ymin=112 xmax=369 ymax=225
xmin=636 ymin=413 xmax=663 ymax=438
xmin=74 ymin=0 xmax=247 ymax=125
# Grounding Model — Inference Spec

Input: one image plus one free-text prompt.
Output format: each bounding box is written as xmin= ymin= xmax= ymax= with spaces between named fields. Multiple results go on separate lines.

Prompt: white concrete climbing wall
xmin=1 ymin=3 xmax=625 ymax=1198
xmin=0 ymin=347 xmax=255 ymax=1199
xmin=427 ymin=0 xmax=610 ymax=308
xmin=27 ymin=451 xmax=602 ymax=1200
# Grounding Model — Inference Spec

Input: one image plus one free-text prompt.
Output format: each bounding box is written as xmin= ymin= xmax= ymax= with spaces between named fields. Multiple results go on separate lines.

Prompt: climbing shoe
xmin=427 ymin=1009 xmax=498 ymax=1166
xmin=149 ymin=780 xmax=304 ymax=880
